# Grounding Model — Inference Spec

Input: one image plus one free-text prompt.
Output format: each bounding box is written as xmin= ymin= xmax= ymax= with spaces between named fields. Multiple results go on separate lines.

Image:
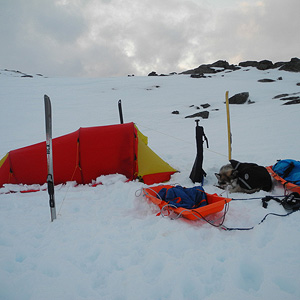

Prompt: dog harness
xmin=230 ymin=159 xmax=272 ymax=192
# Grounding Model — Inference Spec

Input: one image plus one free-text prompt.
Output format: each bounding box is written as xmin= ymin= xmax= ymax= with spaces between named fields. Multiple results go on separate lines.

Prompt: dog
xmin=215 ymin=159 xmax=272 ymax=194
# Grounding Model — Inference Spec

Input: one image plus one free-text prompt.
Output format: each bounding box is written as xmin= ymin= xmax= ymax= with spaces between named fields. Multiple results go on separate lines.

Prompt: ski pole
xmin=118 ymin=99 xmax=124 ymax=124
xmin=225 ymin=91 xmax=232 ymax=160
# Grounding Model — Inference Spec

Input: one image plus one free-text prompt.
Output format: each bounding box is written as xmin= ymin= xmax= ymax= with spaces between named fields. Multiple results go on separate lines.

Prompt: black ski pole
xmin=118 ymin=99 xmax=124 ymax=124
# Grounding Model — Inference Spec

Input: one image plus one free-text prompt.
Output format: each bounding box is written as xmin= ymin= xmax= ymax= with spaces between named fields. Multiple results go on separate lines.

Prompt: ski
xmin=44 ymin=95 xmax=56 ymax=222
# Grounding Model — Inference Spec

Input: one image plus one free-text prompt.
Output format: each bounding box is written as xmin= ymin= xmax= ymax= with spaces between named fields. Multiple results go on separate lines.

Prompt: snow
xmin=0 ymin=67 xmax=300 ymax=300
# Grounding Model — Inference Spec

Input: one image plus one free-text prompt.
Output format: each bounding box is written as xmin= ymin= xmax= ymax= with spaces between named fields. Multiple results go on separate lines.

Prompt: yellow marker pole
xmin=225 ymin=91 xmax=232 ymax=160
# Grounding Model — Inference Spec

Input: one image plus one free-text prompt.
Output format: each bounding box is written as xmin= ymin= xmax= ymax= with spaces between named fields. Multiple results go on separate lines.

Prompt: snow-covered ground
xmin=0 ymin=67 xmax=299 ymax=299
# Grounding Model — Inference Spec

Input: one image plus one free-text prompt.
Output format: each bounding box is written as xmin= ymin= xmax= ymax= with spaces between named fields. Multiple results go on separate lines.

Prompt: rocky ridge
xmin=148 ymin=57 xmax=300 ymax=77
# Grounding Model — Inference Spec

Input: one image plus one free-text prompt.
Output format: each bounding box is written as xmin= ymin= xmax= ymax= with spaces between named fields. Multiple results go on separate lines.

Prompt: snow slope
xmin=0 ymin=67 xmax=300 ymax=300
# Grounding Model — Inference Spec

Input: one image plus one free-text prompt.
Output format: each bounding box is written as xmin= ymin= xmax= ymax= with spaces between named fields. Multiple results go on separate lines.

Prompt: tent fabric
xmin=0 ymin=123 xmax=176 ymax=187
xmin=135 ymin=127 xmax=177 ymax=184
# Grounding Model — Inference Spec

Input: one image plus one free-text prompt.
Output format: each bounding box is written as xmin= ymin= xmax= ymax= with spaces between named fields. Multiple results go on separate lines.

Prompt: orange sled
xmin=143 ymin=185 xmax=231 ymax=221
xmin=266 ymin=166 xmax=300 ymax=194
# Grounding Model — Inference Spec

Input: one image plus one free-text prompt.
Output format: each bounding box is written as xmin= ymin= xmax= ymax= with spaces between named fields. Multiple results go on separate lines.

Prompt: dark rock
xmin=239 ymin=60 xmax=274 ymax=70
xmin=279 ymin=57 xmax=300 ymax=72
xmin=148 ymin=71 xmax=158 ymax=76
xmin=239 ymin=61 xmax=259 ymax=68
xmin=273 ymin=93 xmax=289 ymax=99
xmin=258 ymin=78 xmax=276 ymax=82
xmin=273 ymin=62 xmax=286 ymax=68
xmin=297 ymin=83 xmax=300 ymax=86
xmin=280 ymin=96 xmax=300 ymax=101
xmin=185 ymin=111 xmax=209 ymax=119
xmin=257 ymin=60 xmax=274 ymax=70
xmin=172 ymin=110 xmax=180 ymax=114
xmin=183 ymin=60 xmax=240 ymax=76
xmin=210 ymin=60 xmax=240 ymax=70
xmin=210 ymin=60 xmax=230 ymax=68
xmin=277 ymin=77 xmax=283 ymax=80
xmin=184 ymin=65 xmax=216 ymax=75
xmin=200 ymin=103 xmax=210 ymax=109
xmin=282 ymin=99 xmax=300 ymax=105
xmin=190 ymin=74 xmax=207 ymax=78
xmin=228 ymin=92 xmax=249 ymax=104
xmin=21 ymin=74 xmax=33 ymax=78
xmin=182 ymin=57 xmax=300 ymax=76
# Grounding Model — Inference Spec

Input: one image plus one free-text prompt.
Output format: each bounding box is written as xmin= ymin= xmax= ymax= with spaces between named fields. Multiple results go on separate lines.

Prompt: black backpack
xmin=262 ymin=192 xmax=300 ymax=211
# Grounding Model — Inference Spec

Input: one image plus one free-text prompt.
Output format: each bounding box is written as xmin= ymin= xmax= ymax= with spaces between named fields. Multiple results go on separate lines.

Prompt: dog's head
xmin=215 ymin=164 xmax=238 ymax=186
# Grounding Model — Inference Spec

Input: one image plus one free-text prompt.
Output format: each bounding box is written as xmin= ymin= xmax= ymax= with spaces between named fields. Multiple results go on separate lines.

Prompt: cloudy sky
xmin=1 ymin=0 xmax=299 ymax=77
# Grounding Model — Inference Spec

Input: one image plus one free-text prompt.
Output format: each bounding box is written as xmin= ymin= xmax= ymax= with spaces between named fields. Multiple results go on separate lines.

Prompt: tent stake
xmin=225 ymin=91 xmax=232 ymax=160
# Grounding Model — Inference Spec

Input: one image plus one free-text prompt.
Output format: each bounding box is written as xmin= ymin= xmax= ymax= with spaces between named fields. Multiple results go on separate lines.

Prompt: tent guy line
xmin=135 ymin=123 xmax=228 ymax=158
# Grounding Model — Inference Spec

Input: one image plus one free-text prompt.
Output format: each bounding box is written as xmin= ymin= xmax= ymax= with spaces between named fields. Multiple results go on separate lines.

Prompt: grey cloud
xmin=0 ymin=0 xmax=299 ymax=77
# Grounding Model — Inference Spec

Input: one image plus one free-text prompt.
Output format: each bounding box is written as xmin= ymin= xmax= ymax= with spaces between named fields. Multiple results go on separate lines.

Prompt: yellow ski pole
xmin=225 ymin=91 xmax=232 ymax=160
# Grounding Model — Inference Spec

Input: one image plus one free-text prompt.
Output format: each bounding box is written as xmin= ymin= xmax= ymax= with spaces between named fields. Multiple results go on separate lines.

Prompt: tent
xmin=0 ymin=122 xmax=177 ymax=187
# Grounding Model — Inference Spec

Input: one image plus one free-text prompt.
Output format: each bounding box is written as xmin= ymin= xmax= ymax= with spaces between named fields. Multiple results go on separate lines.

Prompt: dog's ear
xmin=215 ymin=173 xmax=221 ymax=180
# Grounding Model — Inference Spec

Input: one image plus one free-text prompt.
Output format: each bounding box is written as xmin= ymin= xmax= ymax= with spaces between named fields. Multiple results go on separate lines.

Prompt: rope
xmin=56 ymin=183 xmax=76 ymax=216
xmin=135 ymin=123 xmax=228 ymax=158
xmin=140 ymin=185 xmax=299 ymax=232
xmin=189 ymin=201 xmax=230 ymax=228
xmin=221 ymin=211 xmax=295 ymax=231
xmin=143 ymin=184 xmax=230 ymax=227
xmin=231 ymin=195 xmax=285 ymax=201
xmin=57 ymin=138 xmax=81 ymax=216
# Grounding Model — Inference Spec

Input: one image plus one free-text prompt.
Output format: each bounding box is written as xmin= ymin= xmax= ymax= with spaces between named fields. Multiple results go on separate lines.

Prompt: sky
xmin=0 ymin=0 xmax=299 ymax=77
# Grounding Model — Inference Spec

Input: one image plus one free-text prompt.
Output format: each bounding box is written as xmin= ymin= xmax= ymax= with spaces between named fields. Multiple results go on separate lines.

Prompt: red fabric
xmin=0 ymin=123 xmax=138 ymax=187
xmin=0 ymin=155 xmax=17 ymax=186
xmin=79 ymin=123 xmax=137 ymax=183
xmin=9 ymin=142 xmax=47 ymax=185
xmin=142 ymin=172 xmax=175 ymax=185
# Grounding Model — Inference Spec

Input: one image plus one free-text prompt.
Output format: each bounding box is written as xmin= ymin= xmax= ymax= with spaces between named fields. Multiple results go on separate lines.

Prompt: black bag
xmin=262 ymin=192 xmax=300 ymax=211
xmin=189 ymin=120 xmax=209 ymax=184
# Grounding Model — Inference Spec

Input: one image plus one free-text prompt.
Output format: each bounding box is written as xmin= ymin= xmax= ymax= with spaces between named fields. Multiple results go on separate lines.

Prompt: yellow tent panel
xmin=136 ymin=128 xmax=177 ymax=183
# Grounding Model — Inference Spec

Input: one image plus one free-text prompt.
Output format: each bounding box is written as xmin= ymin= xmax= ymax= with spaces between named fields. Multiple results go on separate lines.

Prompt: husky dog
xmin=215 ymin=160 xmax=272 ymax=194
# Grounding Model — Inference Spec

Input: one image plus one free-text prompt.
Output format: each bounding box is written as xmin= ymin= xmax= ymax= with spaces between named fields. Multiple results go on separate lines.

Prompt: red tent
xmin=0 ymin=123 xmax=177 ymax=187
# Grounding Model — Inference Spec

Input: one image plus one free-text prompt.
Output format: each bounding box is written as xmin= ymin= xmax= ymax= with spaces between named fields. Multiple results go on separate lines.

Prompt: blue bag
xmin=272 ymin=159 xmax=300 ymax=185
xmin=157 ymin=185 xmax=207 ymax=209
